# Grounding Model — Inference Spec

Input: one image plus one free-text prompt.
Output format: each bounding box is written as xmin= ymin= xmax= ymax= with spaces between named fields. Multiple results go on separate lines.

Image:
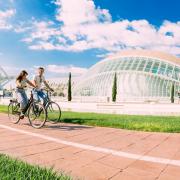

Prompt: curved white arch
xmin=0 ymin=66 xmax=10 ymax=89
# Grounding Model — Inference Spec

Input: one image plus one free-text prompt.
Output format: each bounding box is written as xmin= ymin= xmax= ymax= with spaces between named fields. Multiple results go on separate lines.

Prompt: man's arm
xmin=44 ymin=80 xmax=54 ymax=91
xmin=32 ymin=76 xmax=38 ymax=88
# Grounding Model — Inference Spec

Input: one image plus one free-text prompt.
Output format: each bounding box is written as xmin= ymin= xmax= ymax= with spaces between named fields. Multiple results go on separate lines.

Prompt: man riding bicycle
xmin=32 ymin=67 xmax=54 ymax=106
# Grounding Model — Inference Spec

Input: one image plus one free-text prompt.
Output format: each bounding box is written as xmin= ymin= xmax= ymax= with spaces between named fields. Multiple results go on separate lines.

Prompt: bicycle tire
xmin=28 ymin=102 xmax=47 ymax=128
xmin=8 ymin=101 xmax=20 ymax=124
xmin=46 ymin=101 xmax=61 ymax=123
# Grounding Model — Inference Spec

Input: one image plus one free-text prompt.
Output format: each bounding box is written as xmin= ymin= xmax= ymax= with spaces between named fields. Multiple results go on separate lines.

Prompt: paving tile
xmin=122 ymin=167 xmax=158 ymax=179
xmin=0 ymin=134 xmax=30 ymax=143
xmin=45 ymin=152 xmax=106 ymax=175
xmin=0 ymin=138 xmax=49 ymax=153
xmin=126 ymin=160 xmax=166 ymax=176
xmin=158 ymin=173 xmax=180 ymax=180
xmin=111 ymin=171 xmax=155 ymax=180
xmin=21 ymin=146 xmax=83 ymax=165
xmin=97 ymin=154 xmax=135 ymax=169
xmin=161 ymin=165 xmax=180 ymax=178
xmin=69 ymin=161 xmax=120 ymax=180
xmin=2 ymin=142 xmax=66 ymax=158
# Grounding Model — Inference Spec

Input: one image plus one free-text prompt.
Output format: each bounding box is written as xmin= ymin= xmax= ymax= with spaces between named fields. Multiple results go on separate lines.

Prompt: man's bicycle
xmin=8 ymin=89 xmax=47 ymax=128
xmin=44 ymin=89 xmax=61 ymax=123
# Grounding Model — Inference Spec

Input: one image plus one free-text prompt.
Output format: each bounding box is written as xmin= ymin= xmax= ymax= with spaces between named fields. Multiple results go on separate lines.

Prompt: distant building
xmin=73 ymin=50 xmax=180 ymax=102
xmin=0 ymin=66 xmax=10 ymax=90
xmin=47 ymin=77 xmax=80 ymax=97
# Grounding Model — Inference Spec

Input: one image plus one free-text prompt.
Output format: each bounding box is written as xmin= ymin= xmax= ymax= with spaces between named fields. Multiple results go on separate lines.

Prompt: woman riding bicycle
xmin=16 ymin=70 xmax=36 ymax=118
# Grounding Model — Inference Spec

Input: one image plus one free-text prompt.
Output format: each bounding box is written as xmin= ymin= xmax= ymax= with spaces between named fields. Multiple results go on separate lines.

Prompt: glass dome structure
xmin=73 ymin=50 xmax=180 ymax=101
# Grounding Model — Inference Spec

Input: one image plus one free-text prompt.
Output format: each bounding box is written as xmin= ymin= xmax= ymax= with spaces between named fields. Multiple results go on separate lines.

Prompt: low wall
xmin=1 ymin=97 xmax=180 ymax=116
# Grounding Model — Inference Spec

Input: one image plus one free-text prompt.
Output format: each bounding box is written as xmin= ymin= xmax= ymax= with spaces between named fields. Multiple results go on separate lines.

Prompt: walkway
xmin=0 ymin=113 xmax=180 ymax=180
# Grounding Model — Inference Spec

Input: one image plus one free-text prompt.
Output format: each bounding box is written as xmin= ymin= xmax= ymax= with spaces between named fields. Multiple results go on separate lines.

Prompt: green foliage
xmin=0 ymin=154 xmax=71 ymax=180
xmin=112 ymin=73 xmax=117 ymax=102
xmin=68 ymin=72 xmax=72 ymax=101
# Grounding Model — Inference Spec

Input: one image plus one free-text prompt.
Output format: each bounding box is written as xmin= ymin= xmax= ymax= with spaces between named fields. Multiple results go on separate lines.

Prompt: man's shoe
xmin=20 ymin=112 xmax=24 ymax=119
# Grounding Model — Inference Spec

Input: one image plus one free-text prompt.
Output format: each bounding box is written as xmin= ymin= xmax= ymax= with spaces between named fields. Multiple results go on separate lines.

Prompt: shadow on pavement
xmin=44 ymin=123 xmax=93 ymax=131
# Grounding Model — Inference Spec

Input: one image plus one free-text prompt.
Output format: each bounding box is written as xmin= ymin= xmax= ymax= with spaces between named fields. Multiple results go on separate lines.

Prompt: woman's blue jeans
xmin=16 ymin=88 xmax=28 ymax=111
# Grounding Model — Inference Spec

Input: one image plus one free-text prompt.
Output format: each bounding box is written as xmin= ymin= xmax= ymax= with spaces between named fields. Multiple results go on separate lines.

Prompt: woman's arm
xmin=16 ymin=80 xmax=22 ymax=88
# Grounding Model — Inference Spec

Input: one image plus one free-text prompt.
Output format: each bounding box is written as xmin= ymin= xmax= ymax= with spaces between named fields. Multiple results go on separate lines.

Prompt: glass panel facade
xmin=173 ymin=67 xmax=180 ymax=80
xmin=137 ymin=59 xmax=146 ymax=71
xmin=125 ymin=59 xmax=133 ymax=70
xmin=74 ymin=55 xmax=180 ymax=100
xmin=131 ymin=59 xmax=139 ymax=70
xmin=151 ymin=62 xmax=160 ymax=74
xmin=158 ymin=63 xmax=166 ymax=75
xmin=166 ymin=65 xmax=173 ymax=77
xmin=144 ymin=60 xmax=153 ymax=72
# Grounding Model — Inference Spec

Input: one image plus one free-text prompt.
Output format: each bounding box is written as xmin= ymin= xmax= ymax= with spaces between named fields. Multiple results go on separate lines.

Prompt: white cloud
xmin=0 ymin=9 xmax=15 ymax=30
xmin=18 ymin=0 xmax=180 ymax=57
xmin=47 ymin=64 xmax=88 ymax=75
xmin=55 ymin=0 xmax=111 ymax=26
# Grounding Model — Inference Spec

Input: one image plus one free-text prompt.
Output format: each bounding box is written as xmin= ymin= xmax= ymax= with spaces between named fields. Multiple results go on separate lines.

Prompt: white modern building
xmin=0 ymin=66 xmax=9 ymax=90
xmin=73 ymin=50 xmax=180 ymax=102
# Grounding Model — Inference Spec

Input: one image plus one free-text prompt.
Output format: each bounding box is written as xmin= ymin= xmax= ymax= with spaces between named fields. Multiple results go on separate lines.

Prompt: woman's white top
xmin=16 ymin=79 xmax=27 ymax=89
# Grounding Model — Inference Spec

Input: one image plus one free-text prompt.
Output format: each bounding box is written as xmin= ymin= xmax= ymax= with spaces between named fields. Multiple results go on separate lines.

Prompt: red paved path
xmin=0 ymin=113 xmax=180 ymax=180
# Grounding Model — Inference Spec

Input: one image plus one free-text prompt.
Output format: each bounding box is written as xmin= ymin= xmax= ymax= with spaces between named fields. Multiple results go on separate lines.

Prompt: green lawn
xmin=0 ymin=105 xmax=8 ymax=114
xmin=0 ymin=154 xmax=71 ymax=180
xmin=61 ymin=111 xmax=180 ymax=133
xmin=1 ymin=104 xmax=180 ymax=133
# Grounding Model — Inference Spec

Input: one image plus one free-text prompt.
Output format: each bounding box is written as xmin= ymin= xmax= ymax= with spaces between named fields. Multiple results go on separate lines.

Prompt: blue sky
xmin=0 ymin=0 xmax=179 ymax=77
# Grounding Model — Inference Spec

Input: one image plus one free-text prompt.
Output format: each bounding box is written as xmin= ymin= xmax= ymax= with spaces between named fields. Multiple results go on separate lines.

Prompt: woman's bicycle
xmin=8 ymin=89 xmax=47 ymax=128
xmin=44 ymin=89 xmax=61 ymax=123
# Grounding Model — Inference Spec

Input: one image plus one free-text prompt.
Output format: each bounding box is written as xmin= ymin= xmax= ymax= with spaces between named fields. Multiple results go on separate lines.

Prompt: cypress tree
xmin=112 ymin=73 xmax=117 ymax=102
xmin=68 ymin=72 xmax=72 ymax=101
xmin=171 ymin=82 xmax=175 ymax=103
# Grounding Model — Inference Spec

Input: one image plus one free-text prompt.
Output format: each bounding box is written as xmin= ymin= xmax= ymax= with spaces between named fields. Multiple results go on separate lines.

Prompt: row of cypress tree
xmin=68 ymin=72 xmax=175 ymax=103
xmin=111 ymin=73 xmax=176 ymax=103
xmin=67 ymin=72 xmax=118 ymax=102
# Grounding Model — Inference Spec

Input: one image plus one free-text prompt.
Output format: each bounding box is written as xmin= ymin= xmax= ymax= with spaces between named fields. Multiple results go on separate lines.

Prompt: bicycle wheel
xmin=8 ymin=101 xmax=20 ymax=124
xmin=46 ymin=101 xmax=61 ymax=123
xmin=28 ymin=102 xmax=47 ymax=128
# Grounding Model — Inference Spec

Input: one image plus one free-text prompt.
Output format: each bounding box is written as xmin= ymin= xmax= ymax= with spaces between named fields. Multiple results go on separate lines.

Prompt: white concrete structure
xmin=1 ymin=97 xmax=180 ymax=116
xmin=73 ymin=50 xmax=180 ymax=102
xmin=0 ymin=66 xmax=9 ymax=89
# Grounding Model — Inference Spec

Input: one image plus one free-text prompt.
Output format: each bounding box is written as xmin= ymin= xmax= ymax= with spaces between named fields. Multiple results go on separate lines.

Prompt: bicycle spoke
xmin=8 ymin=102 xmax=20 ymax=124
xmin=28 ymin=102 xmax=47 ymax=128
xmin=46 ymin=102 xmax=61 ymax=123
